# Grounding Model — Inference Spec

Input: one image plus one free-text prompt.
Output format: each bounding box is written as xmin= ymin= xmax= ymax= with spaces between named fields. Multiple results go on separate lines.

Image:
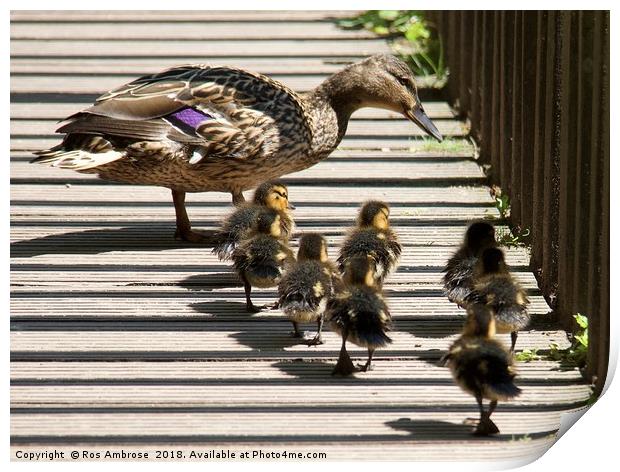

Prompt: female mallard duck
xmin=337 ymin=201 xmax=401 ymax=286
xmin=232 ymin=208 xmax=295 ymax=312
xmin=327 ymin=255 xmax=392 ymax=376
xmin=443 ymin=304 xmax=521 ymax=436
xmin=213 ymin=180 xmax=294 ymax=260
xmin=278 ymin=233 xmax=341 ymax=345
xmin=31 ymin=55 xmax=442 ymax=243
xmin=443 ymin=221 xmax=497 ymax=307
xmin=466 ymin=247 xmax=530 ymax=352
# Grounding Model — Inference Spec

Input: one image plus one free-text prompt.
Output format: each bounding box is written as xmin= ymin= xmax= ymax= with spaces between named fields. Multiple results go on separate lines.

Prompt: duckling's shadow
xmin=180 ymin=273 xmax=240 ymax=291
xmin=387 ymin=418 xmax=474 ymax=438
xmin=11 ymin=226 xmax=217 ymax=258
xmin=397 ymin=317 xmax=465 ymax=340
xmin=231 ymin=326 xmax=303 ymax=351
xmin=273 ymin=359 xmax=338 ymax=380
xmin=386 ymin=417 xmax=540 ymax=441
xmin=189 ymin=300 xmax=259 ymax=320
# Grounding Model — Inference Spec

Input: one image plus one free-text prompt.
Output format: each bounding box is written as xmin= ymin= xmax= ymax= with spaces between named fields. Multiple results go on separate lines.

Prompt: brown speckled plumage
xmin=31 ymin=55 xmax=443 ymax=241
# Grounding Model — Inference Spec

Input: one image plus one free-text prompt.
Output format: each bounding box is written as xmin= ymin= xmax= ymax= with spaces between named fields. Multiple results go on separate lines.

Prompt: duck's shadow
xmin=11 ymin=226 xmax=218 ymax=258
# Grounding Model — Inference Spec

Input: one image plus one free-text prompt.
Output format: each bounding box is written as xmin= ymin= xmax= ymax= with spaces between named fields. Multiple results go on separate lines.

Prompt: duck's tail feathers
xmin=31 ymin=146 xmax=123 ymax=170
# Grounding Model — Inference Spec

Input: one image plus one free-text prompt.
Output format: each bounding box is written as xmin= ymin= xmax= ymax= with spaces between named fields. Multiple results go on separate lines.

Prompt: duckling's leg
xmin=291 ymin=321 xmax=303 ymax=338
xmin=358 ymin=348 xmax=375 ymax=372
xmin=172 ymin=190 xmax=216 ymax=243
xmin=306 ymin=316 xmax=324 ymax=346
xmin=510 ymin=331 xmax=518 ymax=352
xmin=232 ymin=191 xmax=245 ymax=206
xmin=473 ymin=396 xmax=500 ymax=436
xmin=241 ymin=274 xmax=261 ymax=313
xmin=332 ymin=333 xmax=356 ymax=376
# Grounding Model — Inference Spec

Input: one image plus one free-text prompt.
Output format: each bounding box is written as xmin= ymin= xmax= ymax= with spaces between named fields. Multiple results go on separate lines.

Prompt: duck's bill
xmin=405 ymin=107 xmax=443 ymax=142
xmin=287 ymin=202 xmax=296 ymax=210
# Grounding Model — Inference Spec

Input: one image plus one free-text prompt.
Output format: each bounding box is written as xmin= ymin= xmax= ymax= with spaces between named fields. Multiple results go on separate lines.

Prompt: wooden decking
xmin=10 ymin=11 xmax=590 ymax=461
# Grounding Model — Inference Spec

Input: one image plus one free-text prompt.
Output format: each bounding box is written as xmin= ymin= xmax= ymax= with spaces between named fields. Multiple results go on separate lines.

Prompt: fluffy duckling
xmin=444 ymin=304 xmax=521 ymax=436
xmin=337 ymin=201 xmax=401 ymax=286
xmin=443 ymin=221 xmax=497 ymax=307
xmin=467 ymin=247 xmax=530 ymax=352
xmin=213 ymin=180 xmax=295 ymax=260
xmin=232 ymin=208 xmax=295 ymax=312
xmin=278 ymin=233 xmax=341 ymax=345
xmin=327 ymin=256 xmax=392 ymax=376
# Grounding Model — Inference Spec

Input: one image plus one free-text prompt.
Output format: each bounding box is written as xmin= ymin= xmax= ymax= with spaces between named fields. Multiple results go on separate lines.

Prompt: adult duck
xmin=32 ymin=54 xmax=443 ymax=242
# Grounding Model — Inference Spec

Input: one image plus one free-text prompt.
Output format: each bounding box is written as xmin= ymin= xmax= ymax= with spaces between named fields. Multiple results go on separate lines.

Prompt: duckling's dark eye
xmin=396 ymin=76 xmax=409 ymax=86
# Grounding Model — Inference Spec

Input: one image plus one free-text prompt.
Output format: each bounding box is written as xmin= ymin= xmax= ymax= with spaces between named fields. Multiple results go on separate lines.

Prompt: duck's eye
xmin=397 ymin=77 xmax=409 ymax=86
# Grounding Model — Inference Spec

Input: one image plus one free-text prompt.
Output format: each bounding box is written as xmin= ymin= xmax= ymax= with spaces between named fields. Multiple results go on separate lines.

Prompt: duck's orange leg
xmin=172 ymin=189 xmax=216 ymax=243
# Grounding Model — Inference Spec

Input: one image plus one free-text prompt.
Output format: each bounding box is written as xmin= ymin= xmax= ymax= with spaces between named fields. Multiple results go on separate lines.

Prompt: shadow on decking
xmin=10 ymin=226 xmax=219 ymax=257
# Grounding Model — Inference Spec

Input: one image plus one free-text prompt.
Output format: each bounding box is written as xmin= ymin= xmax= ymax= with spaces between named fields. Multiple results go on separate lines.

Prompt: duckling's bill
xmin=405 ymin=107 xmax=443 ymax=142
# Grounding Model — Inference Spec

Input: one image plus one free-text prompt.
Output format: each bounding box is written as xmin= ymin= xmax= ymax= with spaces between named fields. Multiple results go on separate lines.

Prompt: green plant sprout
xmin=494 ymin=193 xmax=511 ymax=219
xmin=515 ymin=348 xmax=540 ymax=363
xmin=548 ymin=314 xmax=588 ymax=369
xmin=496 ymin=226 xmax=531 ymax=248
xmin=337 ymin=11 xmax=446 ymax=83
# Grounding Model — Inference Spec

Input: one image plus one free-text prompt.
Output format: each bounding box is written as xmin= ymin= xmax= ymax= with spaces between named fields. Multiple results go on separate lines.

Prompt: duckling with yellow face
xmin=337 ymin=201 xmax=402 ymax=287
xmin=278 ymin=233 xmax=342 ymax=345
xmin=443 ymin=304 xmax=521 ymax=436
xmin=232 ymin=208 xmax=296 ymax=312
xmin=466 ymin=247 xmax=530 ymax=352
xmin=327 ymin=255 xmax=392 ymax=376
xmin=213 ymin=180 xmax=295 ymax=261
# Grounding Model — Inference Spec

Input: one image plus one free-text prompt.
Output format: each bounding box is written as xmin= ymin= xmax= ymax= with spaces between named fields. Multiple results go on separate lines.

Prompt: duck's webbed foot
xmin=172 ymin=189 xmax=217 ymax=244
xmin=174 ymin=227 xmax=218 ymax=244
xmin=232 ymin=191 xmax=246 ymax=206
xmin=246 ymin=302 xmax=262 ymax=313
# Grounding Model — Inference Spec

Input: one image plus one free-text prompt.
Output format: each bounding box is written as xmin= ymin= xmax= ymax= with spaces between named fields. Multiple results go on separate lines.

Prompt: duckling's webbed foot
xmin=305 ymin=318 xmax=324 ymax=346
xmin=306 ymin=334 xmax=324 ymax=346
xmin=510 ymin=331 xmax=518 ymax=353
xmin=474 ymin=417 xmax=500 ymax=436
xmin=357 ymin=348 xmax=375 ymax=372
xmin=472 ymin=396 xmax=500 ymax=436
xmin=332 ymin=339 xmax=357 ymax=376
xmin=241 ymin=275 xmax=261 ymax=313
xmin=290 ymin=321 xmax=304 ymax=338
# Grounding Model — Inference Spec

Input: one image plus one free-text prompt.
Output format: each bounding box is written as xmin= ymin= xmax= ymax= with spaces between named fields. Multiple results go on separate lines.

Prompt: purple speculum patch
xmin=166 ymin=107 xmax=213 ymax=133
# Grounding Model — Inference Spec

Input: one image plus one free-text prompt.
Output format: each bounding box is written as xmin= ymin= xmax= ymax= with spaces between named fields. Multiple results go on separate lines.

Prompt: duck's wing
xmin=56 ymin=64 xmax=311 ymax=161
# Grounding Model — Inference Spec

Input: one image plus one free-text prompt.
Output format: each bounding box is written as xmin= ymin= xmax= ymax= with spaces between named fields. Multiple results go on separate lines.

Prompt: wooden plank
xmin=11 ymin=39 xmax=391 ymax=58
xmin=11 ymin=21 xmax=375 ymax=40
xmin=9 ymin=327 xmax=569 ymax=355
xmin=10 ymin=11 xmax=360 ymax=22
xmin=10 ymin=359 xmax=583 ymax=382
xmin=9 ymin=411 xmax=572 ymax=438
xmin=9 ymin=184 xmax=492 ymax=204
xmin=9 ymin=384 xmax=590 ymax=408
xmin=8 ymin=296 xmax=551 ymax=321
